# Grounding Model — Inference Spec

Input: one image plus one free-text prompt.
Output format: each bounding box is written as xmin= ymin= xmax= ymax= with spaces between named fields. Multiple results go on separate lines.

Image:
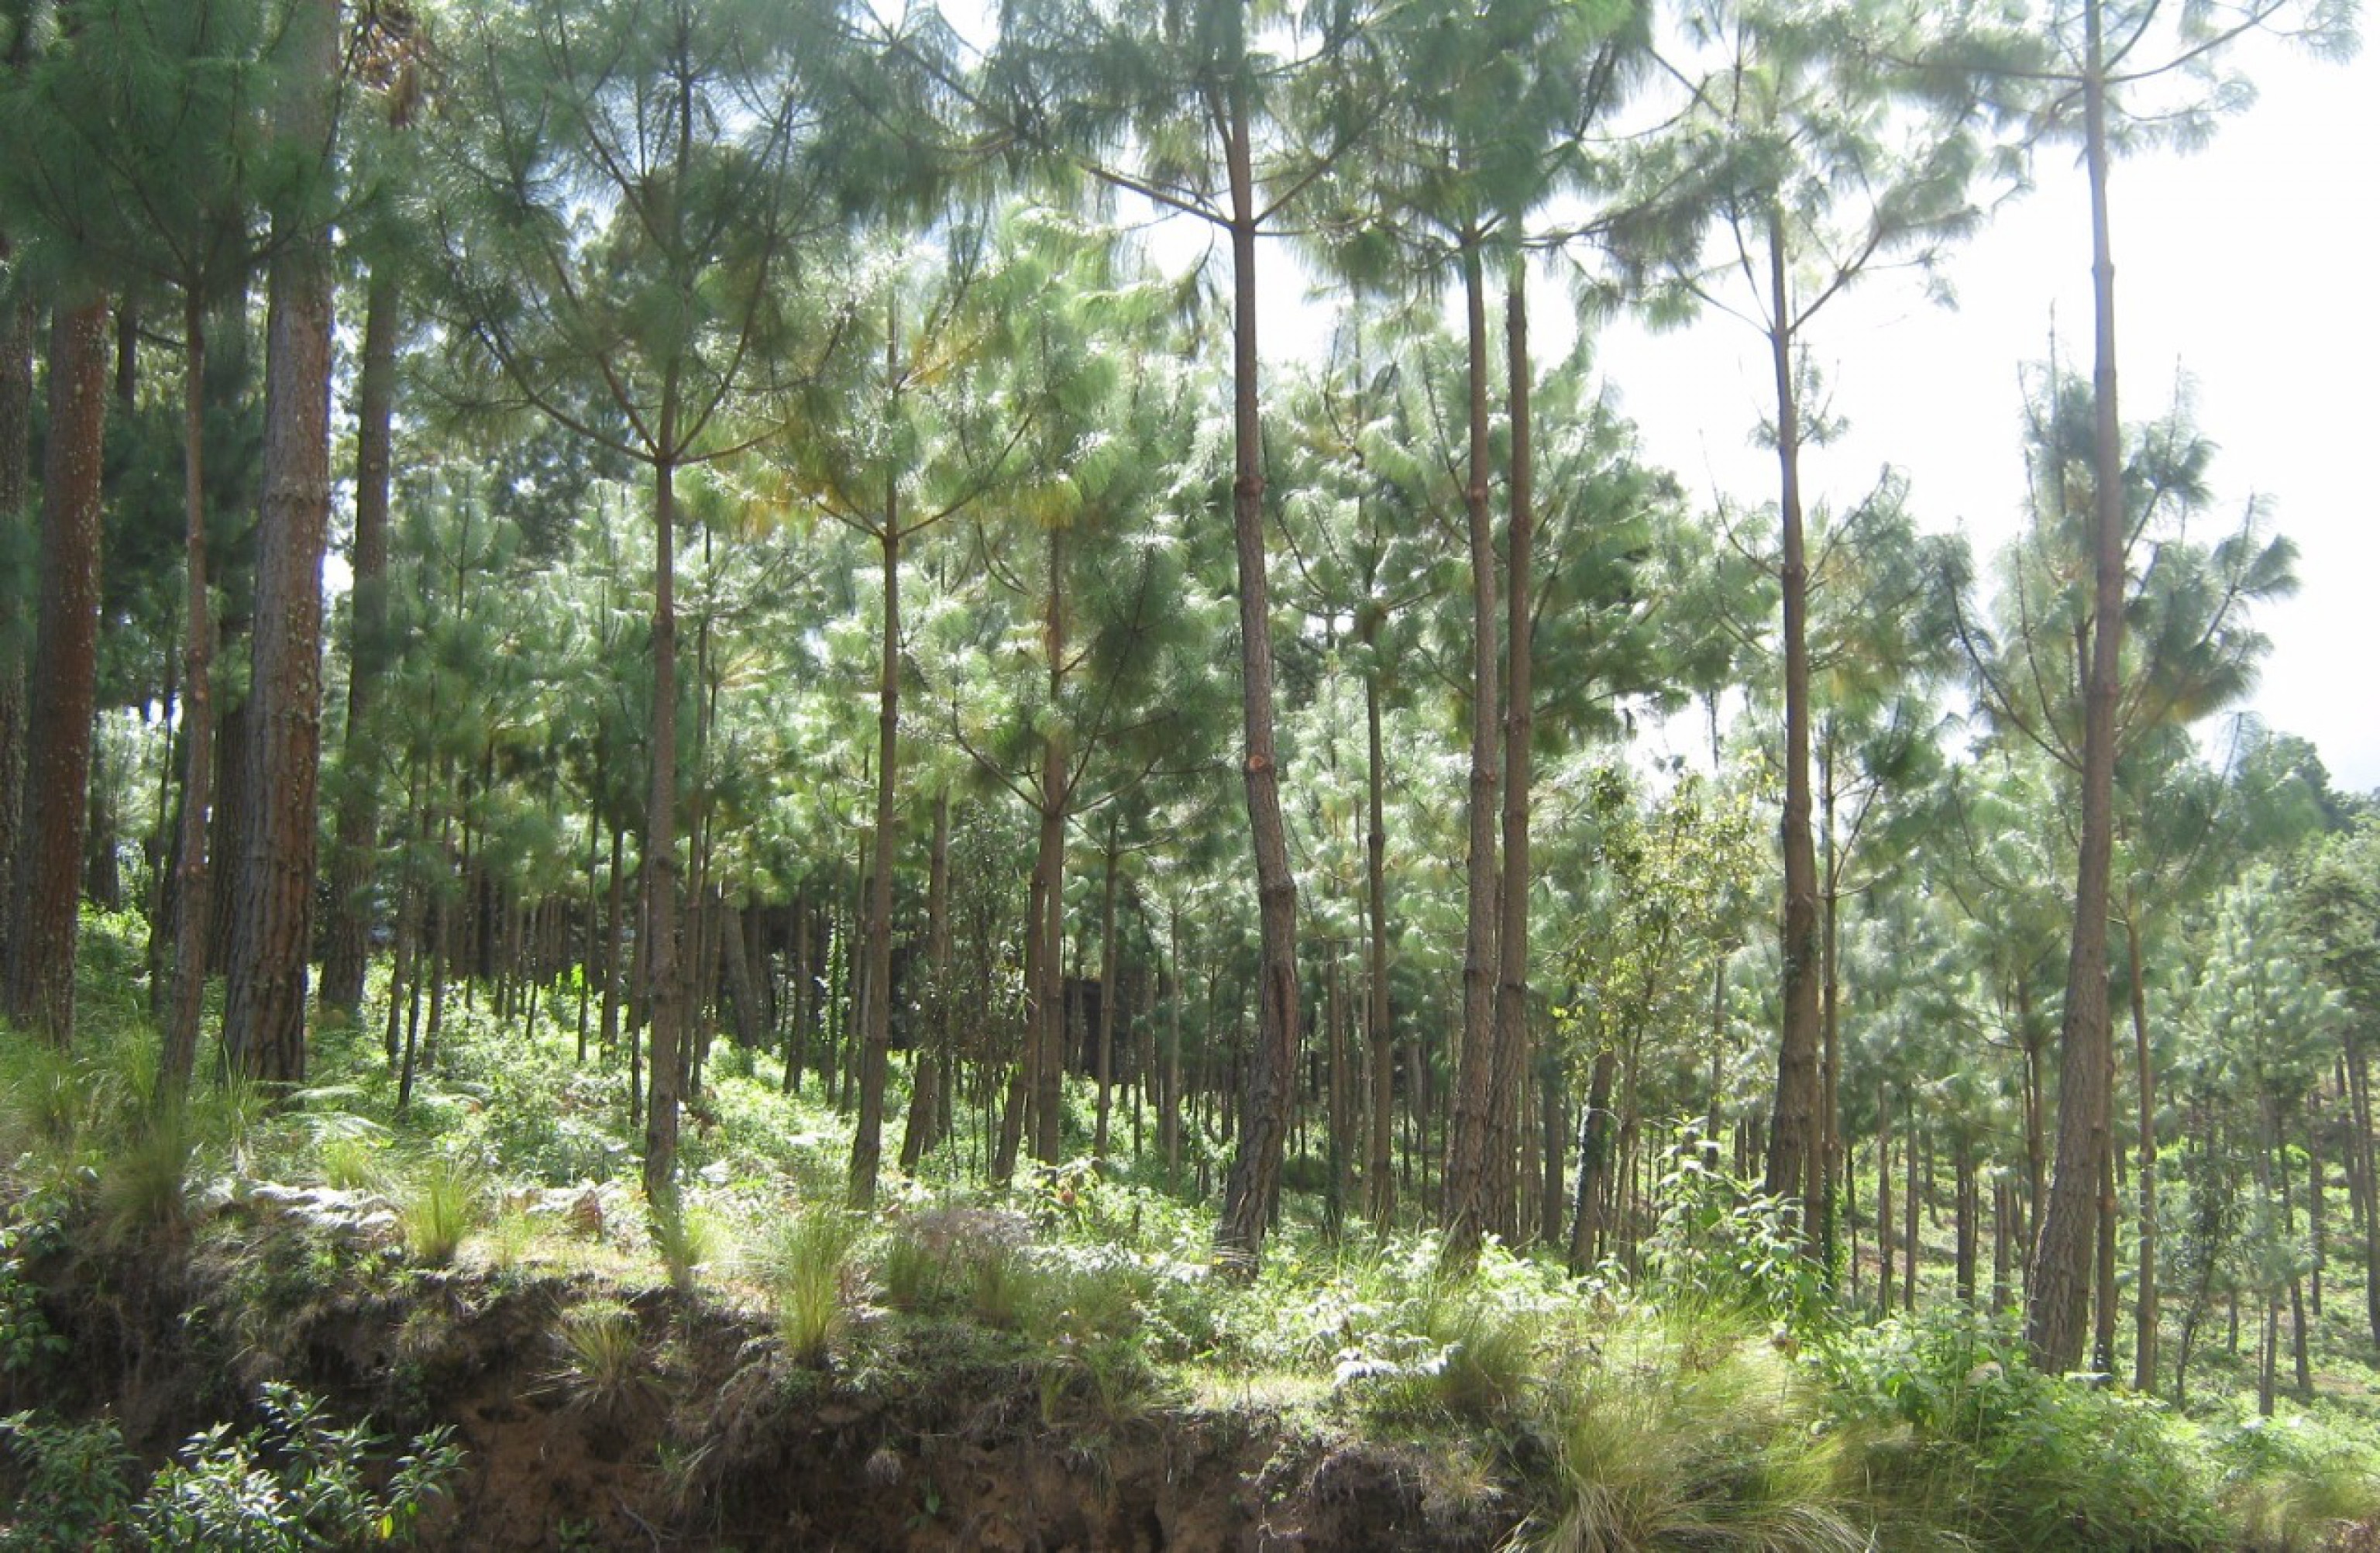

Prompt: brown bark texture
xmin=321 ymin=262 xmax=401 ymax=1018
xmin=4 ymin=299 xmax=110 ymax=1045
xmin=1213 ymin=79 xmax=1302 ymax=1271
xmin=224 ymin=0 xmax=340 ymax=1087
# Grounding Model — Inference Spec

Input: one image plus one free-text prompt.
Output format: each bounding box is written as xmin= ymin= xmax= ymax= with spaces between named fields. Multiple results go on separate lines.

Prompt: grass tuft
xmin=397 ymin=1155 xmax=482 ymax=1266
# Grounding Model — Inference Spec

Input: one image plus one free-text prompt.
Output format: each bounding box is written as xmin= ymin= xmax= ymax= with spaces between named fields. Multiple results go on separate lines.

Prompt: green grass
xmin=2 ymin=921 xmax=2372 ymax=1552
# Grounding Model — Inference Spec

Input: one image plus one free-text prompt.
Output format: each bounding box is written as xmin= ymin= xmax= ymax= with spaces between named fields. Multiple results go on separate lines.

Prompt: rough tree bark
xmin=223 ymin=0 xmax=340 ymax=1087
xmin=2027 ymin=0 xmax=2123 ymax=1372
xmin=1213 ymin=74 xmax=1303 ymax=1271
xmin=1488 ymin=265 xmax=1536 ymax=1243
xmin=320 ymin=260 xmax=401 ymax=1020
xmin=3 ymin=299 xmax=109 ymax=1046
xmin=1442 ymin=236 xmax=1502 ymax=1263
xmin=1762 ymin=205 xmax=1825 ymax=1235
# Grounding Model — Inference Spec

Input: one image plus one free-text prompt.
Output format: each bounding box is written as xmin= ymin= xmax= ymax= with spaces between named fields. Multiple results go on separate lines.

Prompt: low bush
xmin=1821 ymin=1304 xmax=2228 ymax=1551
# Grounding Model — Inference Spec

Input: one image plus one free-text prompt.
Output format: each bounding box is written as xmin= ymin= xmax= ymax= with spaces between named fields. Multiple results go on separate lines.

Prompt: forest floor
xmin=2 ymin=912 xmax=2379 ymax=1550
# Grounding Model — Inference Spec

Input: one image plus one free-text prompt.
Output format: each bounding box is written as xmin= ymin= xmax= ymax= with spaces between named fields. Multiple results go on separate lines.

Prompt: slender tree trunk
xmin=1093 ymin=836 xmax=1121 ymax=1159
xmin=161 ymin=297 xmax=218 ymax=1098
xmin=5 ymin=299 xmax=109 ymax=1045
xmin=321 ymin=261 xmax=401 ymax=1019
xmin=1488 ymin=264 xmax=1536 ymax=1244
xmin=1364 ymin=628 xmax=1395 ymax=1229
xmin=2027 ymin=0 xmax=2124 ymax=1374
xmin=1030 ymin=524 xmax=1068 ymax=1167
xmin=1165 ymin=906 xmax=1185 ymax=1189
xmin=1993 ymin=1176 xmax=2014 ymax=1311
xmin=600 ymin=826 xmax=627 ymax=1055
xmin=2127 ymin=913 xmax=2160 ymax=1390
xmin=1567 ymin=1047 xmax=1618 ymax=1272
xmin=1443 ymin=234 xmax=1502 ymax=1263
xmin=1763 ymin=208 xmax=1825 ymax=1238
xmin=2348 ymin=1037 xmax=2380 ymax=1348
xmin=1955 ymin=1136 xmax=1979 ymax=1306
xmin=849 ymin=508 xmax=903 ymax=1205
xmin=1903 ymin=1104 xmax=1920 ymax=1311
xmin=900 ymin=792 xmax=951 ymax=1171
xmin=2309 ymin=1090 xmax=2327 ymax=1319
xmin=641 ymin=444 xmax=686 ymax=1203
xmin=1877 ymin=1085 xmax=1895 ymax=1315
xmin=995 ymin=863 xmax=1039 ymax=1184
xmin=1213 ymin=78 xmax=1302 ymax=1272
xmin=1821 ymin=740 xmax=1842 ymax=1269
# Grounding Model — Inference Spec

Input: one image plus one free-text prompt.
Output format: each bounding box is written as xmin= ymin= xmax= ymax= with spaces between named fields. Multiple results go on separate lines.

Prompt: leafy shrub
xmin=136 ymin=1383 xmax=463 ymax=1551
xmin=0 ymin=1215 xmax=67 ymax=1390
xmin=0 ymin=1385 xmax=461 ymax=1552
xmin=1639 ymin=1124 xmax=1827 ymax=1330
xmin=1821 ymin=1305 xmax=2227 ymax=1550
xmin=0 ymin=1409 xmax=134 ymax=1549
xmin=2210 ymin=1414 xmax=2380 ymax=1551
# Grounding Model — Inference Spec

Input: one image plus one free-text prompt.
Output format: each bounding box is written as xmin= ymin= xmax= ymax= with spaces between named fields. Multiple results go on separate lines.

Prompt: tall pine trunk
xmin=2027 ymin=0 xmax=2124 ymax=1372
xmin=320 ymin=260 xmax=401 ymax=1019
xmin=2127 ymin=913 xmax=2161 ymax=1389
xmin=1364 ymin=627 xmax=1395 ymax=1230
xmin=848 ymin=501 xmax=903 ymax=1205
xmin=641 ymin=443 xmax=686 ymax=1204
xmin=161 ymin=295 xmax=218 ymax=1098
xmin=225 ymin=0 xmax=340 ymax=1086
xmin=1489 ymin=264 xmax=1536 ymax=1243
xmin=0 ymin=243 xmax=32 ymax=979
xmin=4 ymin=298 xmax=109 ymax=1046
xmin=1443 ymin=235 xmax=1501 ymax=1262
xmin=1213 ymin=76 xmax=1302 ymax=1271
xmin=1763 ymin=204 xmax=1825 ymax=1234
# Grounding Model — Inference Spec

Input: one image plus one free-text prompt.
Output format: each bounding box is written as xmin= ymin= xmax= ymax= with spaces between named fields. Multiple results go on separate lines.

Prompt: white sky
xmin=1580 ymin=33 xmax=2380 ymax=794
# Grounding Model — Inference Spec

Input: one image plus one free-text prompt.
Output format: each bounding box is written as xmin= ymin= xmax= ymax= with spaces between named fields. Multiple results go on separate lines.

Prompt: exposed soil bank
xmin=9 ymin=1190 xmax=1513 ymax=1551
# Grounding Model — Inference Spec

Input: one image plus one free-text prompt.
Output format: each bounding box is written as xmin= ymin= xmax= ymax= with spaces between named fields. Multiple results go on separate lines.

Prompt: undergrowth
xmin=0 ymin=918 xmax=2368 ymax=1550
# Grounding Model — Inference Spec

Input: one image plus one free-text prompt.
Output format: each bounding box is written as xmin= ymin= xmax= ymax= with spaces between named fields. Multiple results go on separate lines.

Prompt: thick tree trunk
xmin=1763 ymin=209 xmax=1825 ymax=1238
xmin=1443 ymin=236 xmax=1501 ymax=1263
xmin=320 ymin=261 xmax=401 ymax=1019
xmin=224 ymin=0 xmax=339 ymax=1087
xmin=1213 ymin=79 xmax=1302 ymax=1272
xmin=4 ymin=299 xmax=109 ymax=1045
xmin=2027 ymin=0 xmax=2124 ymax=1375
xmin=0 ymin=253 xmax=32 ymax=979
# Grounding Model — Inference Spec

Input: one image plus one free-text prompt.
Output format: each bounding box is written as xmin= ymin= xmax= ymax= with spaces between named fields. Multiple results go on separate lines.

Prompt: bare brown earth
xmin=10 ymin=1190 xmax=1514 ymax=1551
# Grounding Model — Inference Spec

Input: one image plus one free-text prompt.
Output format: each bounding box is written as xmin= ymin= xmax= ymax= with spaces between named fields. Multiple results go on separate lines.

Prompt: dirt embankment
xmin=11 ymin=1193 xmax=1512 ymax=1551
